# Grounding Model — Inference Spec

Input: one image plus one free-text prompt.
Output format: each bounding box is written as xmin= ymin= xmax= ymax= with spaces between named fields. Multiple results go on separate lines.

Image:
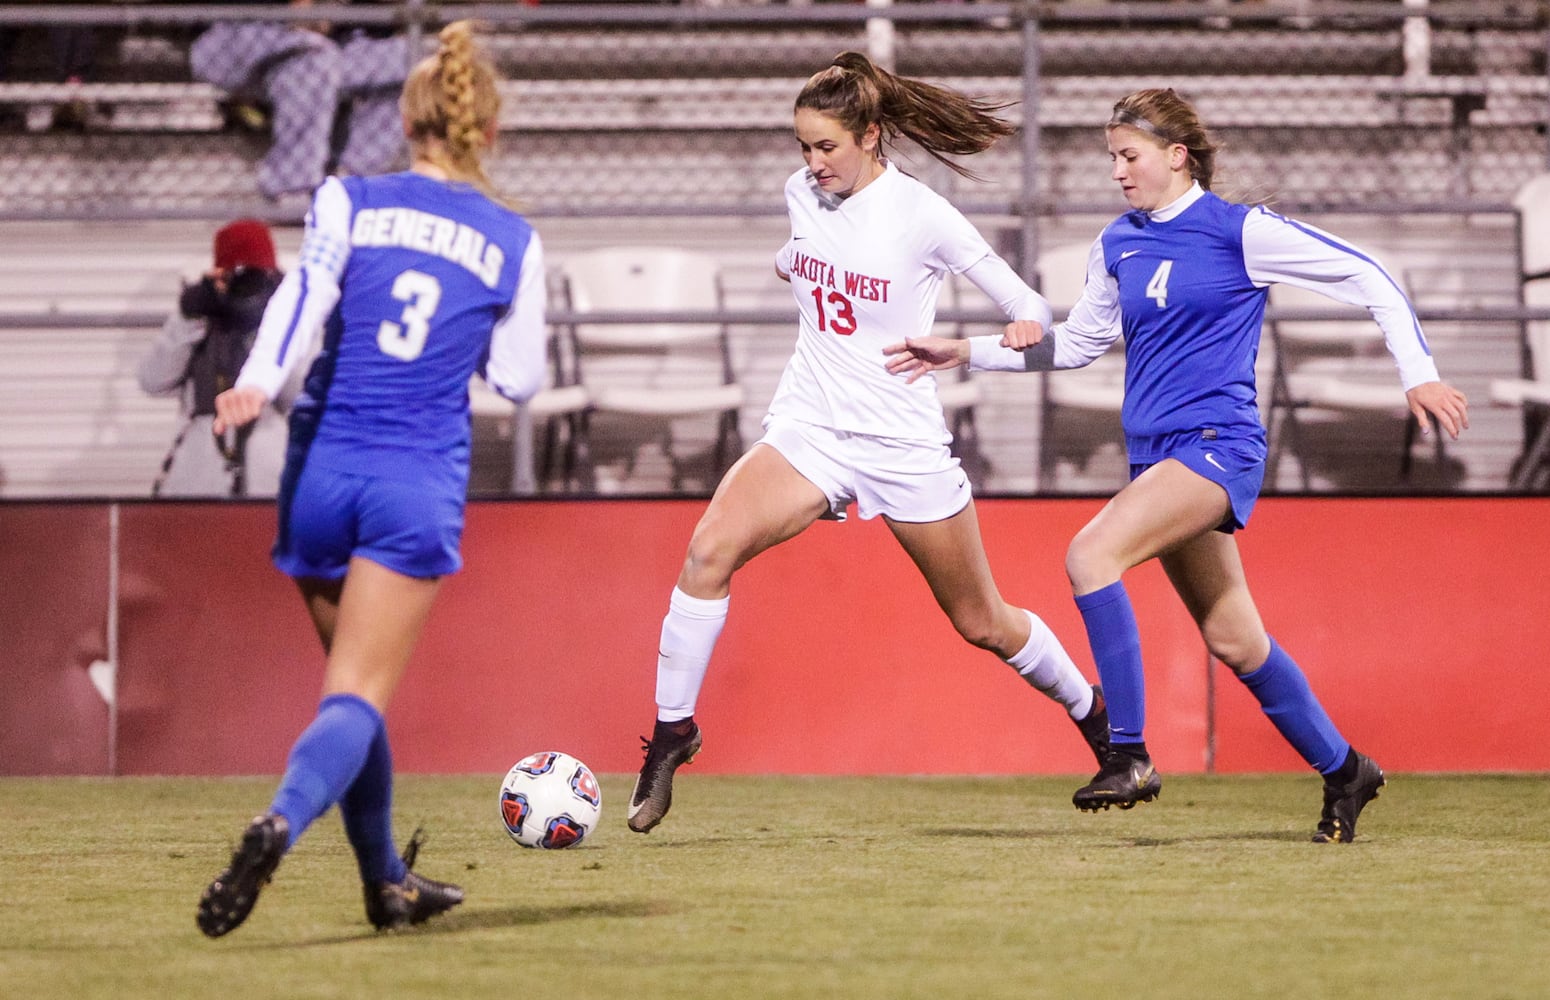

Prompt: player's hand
xmin=213 ymin=386 xmax=269 ymax=435
xmin=999 ymin=319 xmax=1046 ymax=350
xmin=883 ymin=336 xmax=970 ymax=383
xmin=1406 ymin=380 xmax=1469 ymax=439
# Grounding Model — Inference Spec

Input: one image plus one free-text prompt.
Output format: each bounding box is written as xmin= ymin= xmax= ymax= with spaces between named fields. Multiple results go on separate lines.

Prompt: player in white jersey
xmin=627 ymin=52 xmax=1109 ymax=834
xmin=197 ymin=23 xmax=546 ymax=937
xmin=886 ymin=88 xmax=1469 ymax=843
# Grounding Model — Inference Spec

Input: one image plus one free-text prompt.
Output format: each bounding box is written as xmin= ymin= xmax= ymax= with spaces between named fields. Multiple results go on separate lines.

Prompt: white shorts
xmin=758 ymin=415 xmax=971 ymax=523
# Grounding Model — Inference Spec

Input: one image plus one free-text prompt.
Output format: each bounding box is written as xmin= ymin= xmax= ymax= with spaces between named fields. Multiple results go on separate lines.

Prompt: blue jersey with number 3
xmin=298 ymin=172 xmax=533 ymax=481
xmin=1101 ymin=193 xmax=1265 ymax=445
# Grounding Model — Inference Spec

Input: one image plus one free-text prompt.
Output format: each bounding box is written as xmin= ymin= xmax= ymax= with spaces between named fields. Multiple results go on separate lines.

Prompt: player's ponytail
xmin=1108 ymin=89 xmax=1218 ymax=191
xmin=400 ymin=20 xmax=502 ymax=197
xmin=795 ymin=51 xmax=1015 ymax=180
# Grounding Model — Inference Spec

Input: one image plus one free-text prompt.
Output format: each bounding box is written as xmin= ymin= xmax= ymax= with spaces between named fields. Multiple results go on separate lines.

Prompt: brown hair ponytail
xmin=795 ymin=51 xmax=1015 ymax=179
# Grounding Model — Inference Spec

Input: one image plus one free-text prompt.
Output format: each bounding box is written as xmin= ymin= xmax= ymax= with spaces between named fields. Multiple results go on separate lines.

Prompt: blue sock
xmin=1074 ymin=581 xmax=1145 ymax=745
xmin=340 ymin=717 xmax=407 ymax=885
xmin=269 ymin=693 xmax=380 ymax=849
xmin=1238 ymin=638 xmax=1350 ymax=774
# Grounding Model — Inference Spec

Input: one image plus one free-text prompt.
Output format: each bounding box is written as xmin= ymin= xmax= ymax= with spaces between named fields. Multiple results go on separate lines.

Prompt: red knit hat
xmin=213 ymin=218 xmax=277 ymax=271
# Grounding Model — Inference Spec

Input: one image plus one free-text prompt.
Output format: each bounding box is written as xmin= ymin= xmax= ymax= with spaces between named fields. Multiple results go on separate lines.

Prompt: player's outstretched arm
xmin=883 ymin=336 xmax=970 ymax=383
xmin=1406 ymin=380 xmax=1470 ymax=439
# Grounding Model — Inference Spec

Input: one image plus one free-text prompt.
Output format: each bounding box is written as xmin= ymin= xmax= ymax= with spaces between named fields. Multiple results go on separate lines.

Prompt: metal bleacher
xmin=0 ymin=2 xmax=1546 ymax=497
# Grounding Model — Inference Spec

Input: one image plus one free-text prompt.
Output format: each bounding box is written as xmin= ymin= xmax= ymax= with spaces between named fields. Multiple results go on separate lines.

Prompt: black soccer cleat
xmin=1073 ymin=748 xmax=1162 ymax=812
xmin=1072 ymin=684 xmax=1111 ymax=768
xmin=364 ymin=828 xmax=464 ymax=930
xmin=627 ymin=719 xmax=703 ymax=833
xmin=197 ymin=813 xmax=289 ymax=938
xmin=364 ymin=870 xmax=465 ymax=931
xmin=1312 ymin=751 xmax=1386 ymax=844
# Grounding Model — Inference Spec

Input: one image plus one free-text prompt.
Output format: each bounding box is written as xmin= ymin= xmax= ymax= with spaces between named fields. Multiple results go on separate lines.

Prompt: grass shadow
xmin=920 ymin=826 xmax=1311 ymax=846
xmin=918 ymin=827 xmax=1071 ymax=841
xmin=633 ymin=835 xmax=773 ymax=849
xmin=1122 ymin=830 xmax=1309 ymax=847
xmin=419 ymin=898 xmax=676 ymax=934
xmin=256 ymin=899 xmax=674 ymax=948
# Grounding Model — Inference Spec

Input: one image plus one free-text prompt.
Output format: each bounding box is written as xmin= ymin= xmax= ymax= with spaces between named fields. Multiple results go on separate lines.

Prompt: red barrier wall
xmin=1215 ymin=498 xmax=1545 ymax=773
xmin=0 ymin=504 xmax=111 ymax=775
xmin=3 ymin=497 xmax=1547 ymax=776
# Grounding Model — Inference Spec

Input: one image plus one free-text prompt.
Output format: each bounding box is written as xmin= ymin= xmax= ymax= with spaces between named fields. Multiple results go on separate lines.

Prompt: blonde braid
xmin=401 ymin=20 xmax=502 ymax=197
xmin=437 ymin=23 xmax=486 ymax=171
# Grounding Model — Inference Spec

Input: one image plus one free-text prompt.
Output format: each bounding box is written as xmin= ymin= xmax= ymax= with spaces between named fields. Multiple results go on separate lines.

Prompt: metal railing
xmin=1 ymin=2 xmax=1547 ymax=497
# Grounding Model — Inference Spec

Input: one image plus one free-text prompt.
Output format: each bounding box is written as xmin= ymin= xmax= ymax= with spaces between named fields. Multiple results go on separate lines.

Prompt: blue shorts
xmin=1128 ymin=428 xmax=1266 ymax=533
xmin=274 ymin=453 xmax=466 ymax=580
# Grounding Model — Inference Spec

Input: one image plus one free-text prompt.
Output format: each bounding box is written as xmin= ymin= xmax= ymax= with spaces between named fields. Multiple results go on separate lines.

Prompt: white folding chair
xmin=560 ymin=247 xmax=745 ymax=491
xmin=469 ymin=331 xmax=593 ymax=494
xmin=1035 ymin=241 xmax=1127 ymax=487
xmin=1490 ymin=172 xmax=1550 ymax=490
xmin=1263 ymin=274 xmax=1439 ymax=490
xmin=469 ymin=273 xmax=593 ymax=494
xmin=934 ymin=273 xmax=987 ymax=476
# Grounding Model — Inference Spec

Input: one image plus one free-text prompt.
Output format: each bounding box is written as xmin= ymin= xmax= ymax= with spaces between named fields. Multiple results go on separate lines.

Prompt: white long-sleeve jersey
xmin=774 ymin=162 xmax=1052 ymax=443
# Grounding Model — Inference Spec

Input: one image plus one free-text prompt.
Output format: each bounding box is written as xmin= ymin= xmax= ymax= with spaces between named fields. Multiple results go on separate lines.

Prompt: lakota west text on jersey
xmin=350 ymin=207 xmax=505 ymax=289
xmin=843 ymin=270 xmax=890 ymax=303
xmin=788 ymin=249 xmax=836 ymax=287
xmin=789 ymin=249 xmax=890 ymax=303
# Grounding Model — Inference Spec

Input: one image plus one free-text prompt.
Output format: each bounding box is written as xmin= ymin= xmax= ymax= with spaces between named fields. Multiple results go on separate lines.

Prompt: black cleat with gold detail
xmin=364 ymin=829 xmax=464 ymax=930
xmin=197 ymin=813 xmax=289 ymax=938
xmin=1311 ymin=750 xmax=1385 ymax=844
xmin=1073 ymin=747 xmax=1162 ymax=812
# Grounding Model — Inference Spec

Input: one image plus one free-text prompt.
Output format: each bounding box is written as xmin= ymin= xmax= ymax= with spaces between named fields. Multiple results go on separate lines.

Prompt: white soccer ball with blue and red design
xmin=499 ymin=751 xmax=602 ymax=849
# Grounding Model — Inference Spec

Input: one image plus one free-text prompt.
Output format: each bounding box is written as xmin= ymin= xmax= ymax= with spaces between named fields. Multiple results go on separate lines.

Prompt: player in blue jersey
xmin=196 ymin=21 xmax=547 ymax=937
xmin=626 ymin=52 xmax=1110 ymax=835
xmin=885 ymin=88 xmax=1469 ymax=843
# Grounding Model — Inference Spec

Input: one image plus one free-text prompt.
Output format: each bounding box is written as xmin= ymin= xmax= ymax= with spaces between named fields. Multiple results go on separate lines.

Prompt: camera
xmin=180 ymin=265 xmax=284 ymax=417
xmin=179 ymin=266 xmax=281 ymax=328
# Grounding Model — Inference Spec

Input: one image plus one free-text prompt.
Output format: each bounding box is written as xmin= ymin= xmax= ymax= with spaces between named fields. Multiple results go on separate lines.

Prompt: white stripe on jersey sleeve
xmin=234 ymin=178 xmax=350 ymax=401
xmin=1242 ymin=207 xmax=1440 ymax=390
xmin=968 ymin=236 xmax=1122 ymax=373
xmin=482 ymin=232 xmax=547 ymax=404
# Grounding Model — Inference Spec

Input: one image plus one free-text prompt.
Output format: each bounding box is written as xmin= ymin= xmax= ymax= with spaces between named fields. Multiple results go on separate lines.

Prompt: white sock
xmin=1005 ymin=609 xmax=1094 ymax=719
xmin=655 ymin=586 xmax=730 ymax=722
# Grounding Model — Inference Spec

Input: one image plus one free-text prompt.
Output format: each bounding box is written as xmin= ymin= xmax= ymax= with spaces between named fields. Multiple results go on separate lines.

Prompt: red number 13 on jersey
xmin=810 ymin=287 xmax=858 ymax=335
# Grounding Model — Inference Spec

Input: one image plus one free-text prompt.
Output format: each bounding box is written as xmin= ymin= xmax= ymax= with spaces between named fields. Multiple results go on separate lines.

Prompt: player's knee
xmin=1064 ymin=532 xmax=1118 ymax=594
xmin=1201 ymin=626 xmax=1263 ymax=673
xmin=680 ymin=522 xmax=739 ymax=591
xmin=945 ymin=605 xmax=1000 ymax=652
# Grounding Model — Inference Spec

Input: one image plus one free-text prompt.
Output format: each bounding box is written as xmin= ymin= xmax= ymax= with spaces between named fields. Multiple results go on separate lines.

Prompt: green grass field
xmin=3 ymin=772 xmax=1547 ymax=1000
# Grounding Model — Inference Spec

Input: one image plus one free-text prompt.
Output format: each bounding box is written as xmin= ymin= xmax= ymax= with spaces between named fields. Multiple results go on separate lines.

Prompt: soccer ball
xmin=498 ymin=751 xmax=602 ymax=849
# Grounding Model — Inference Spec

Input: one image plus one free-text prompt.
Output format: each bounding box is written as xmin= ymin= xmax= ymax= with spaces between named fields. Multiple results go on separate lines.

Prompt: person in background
xmin=139 ymin=218 xmax=287 ymax=498
xmin=196 ymin=21 xmax=547 ymax=937
xmin=626 ymin=51 xmax=1109 ymax=836
xmin=884 ymin=87 xmax=1469 ymax=843
xmin=190 ymin=0 xmax=410 ymax=199
xmin=0 ymin=24 xmax=103 ymax=131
